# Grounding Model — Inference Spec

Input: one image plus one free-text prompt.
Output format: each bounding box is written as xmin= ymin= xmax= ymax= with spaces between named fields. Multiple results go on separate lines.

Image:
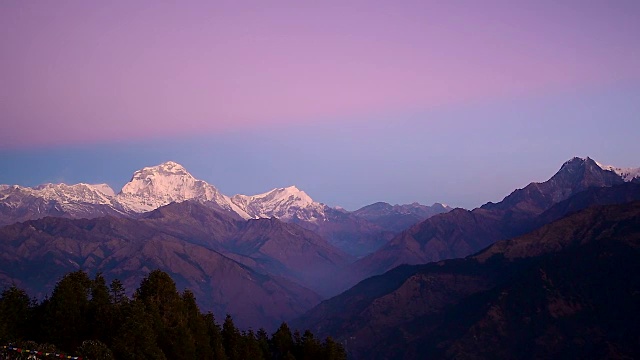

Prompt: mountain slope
xmin=1 ymin=157 xmax=634 ymax=262
xmin=352 ymin=157 xmax=636 ymax=280
xmin=0 ymin=214 xmax=321 ymax=330
xmin=352 ymin=202 xmax=451 ymax=233
xmin=230 ymin=187 xmax=402 ymax=258
xmin=0 ymin=198 xmax=357 ymax=322
xmin=139 ymin=201 xmax=352 ymax=296
xmin=294 ymin=200 xmax=640 ymax=359
xmin=0 ymin=162 xmax=399 ymax=258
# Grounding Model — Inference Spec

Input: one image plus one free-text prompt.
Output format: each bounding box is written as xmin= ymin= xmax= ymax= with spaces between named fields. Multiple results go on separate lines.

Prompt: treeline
xmin=0 ymin=270 xmax=346 ymax=360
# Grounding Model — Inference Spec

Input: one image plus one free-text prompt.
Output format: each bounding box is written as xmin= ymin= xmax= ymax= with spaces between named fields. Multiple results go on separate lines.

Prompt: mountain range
xmin=0 ymin=161 xmax=450 ymax=257
xmin=294 ymin=198 xmax=640 ymax=359
xmin=350 ymin=157 xmax=640 ymax=283
xmin=0 ymin=204 xmax=333 ymax=329
xmin=0 ymin=161 xmax=450 ymax=328
xmin=1 ymin=156 xmax=639 ymax=340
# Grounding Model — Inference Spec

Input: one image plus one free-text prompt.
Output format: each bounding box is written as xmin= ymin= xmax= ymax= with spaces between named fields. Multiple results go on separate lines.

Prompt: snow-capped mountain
xmin=114 ymin=161 xmax=328 ymax=220
xmin=0 ymin=183 xmax=124 ymax=225
xmin=231 ymin=186 xmax=327 ymax=221
xmin=2 ymin=157 xmax=635 ymax=229
xmin=2 ymin=182 xmax=116 ymax=205
xmin=115 ymin=161 xmax=250 ymax=217
xmin=0 ymin=161 xmax=330 ymax=224
xmin=595 ymin=160 xmax=640 ymax=182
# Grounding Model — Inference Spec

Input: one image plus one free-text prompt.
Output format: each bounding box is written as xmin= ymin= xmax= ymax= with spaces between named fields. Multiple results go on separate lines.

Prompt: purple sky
xmin=1 ymin=1 xmax=639 ymax=209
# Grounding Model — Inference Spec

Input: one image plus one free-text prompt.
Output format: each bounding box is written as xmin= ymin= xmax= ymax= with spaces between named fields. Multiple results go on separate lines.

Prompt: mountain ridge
xmin=0 ymin=201 xmax=348 ymax=329
xmin=0 ymin=161 xmax=453 ymax=257
xmin=293 ymin=200 xmax=640 ymax=359
xmin=350 ymin=157 xmax=640 ymax=283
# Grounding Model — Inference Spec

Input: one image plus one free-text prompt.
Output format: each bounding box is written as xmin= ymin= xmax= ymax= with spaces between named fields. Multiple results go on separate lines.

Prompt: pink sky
xmin=1 ymin=0 xmax=639 ymax=148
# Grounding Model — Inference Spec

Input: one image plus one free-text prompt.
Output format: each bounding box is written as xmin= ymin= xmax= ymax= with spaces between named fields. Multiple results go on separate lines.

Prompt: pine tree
xmin=109 ymin=279 xmax=127 ymax=305
xmin=204 ymin=312 xmax=227 ymax=360
xmin=111 ymin=300 xmax=166 ymax=360
xmin=135 ymin=270 xmax=194 ymax=360
xmin=300 ymin=330 xmax=323 ymax=360
xmin=0 ymin=269 xmax=339 ymax=360
xmin=0 ymin=285 xmax=32 ymax=342
xmin=182 ymin=290 xmax=214 ymax=359
xmin=271 ymin=322 xmax=294 ymax=360
xmin=44 ymin=270 xmax=93 ymax=351
xmin=89 ymin=273 xmax=112 ymax=342
xmin=222 ymin=314 xmax=241 ymax=360
xmin=322 ymin=336 xmax=347 ymax=360
xmin=240 ymin=329 xmax=265 ymax=360
xmin=256 ymin=328 xmax=271 ymax=359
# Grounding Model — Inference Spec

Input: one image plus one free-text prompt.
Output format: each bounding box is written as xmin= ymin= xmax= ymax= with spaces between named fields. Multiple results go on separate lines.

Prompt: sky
xmin=1 ymin=0 xmax=639 ymax=210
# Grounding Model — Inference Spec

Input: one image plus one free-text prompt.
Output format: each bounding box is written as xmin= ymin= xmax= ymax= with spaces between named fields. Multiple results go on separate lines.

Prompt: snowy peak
xmin=118 ymin=161 xmax=200 ymax=207
xmin=595 ymin=161 xmax=640 ymax=182
xmin=0 ymin=182 xmax=123 ymax=225
xmin=231 ymin=186 xmax=326 ymax=221
xmin=91 ymin=183 xmax=116 ymax=197
xmin=122 ymin=161 xmax=193 ymax=187
xmin=484 ymin=156 xmax=635 ymax=214
xmin=557 ymin=156 xmax=639 ymax=183
xmin=2 ymin=183 xmax=115 ymax=205
xmin=257 ymin=186 xmax=316 ymax=208
xmin=553 ymin=156 xmax=625 ymax=184
xmin=116 ymin=161 xmax=243 ymax=214
xmin=144 ymin=161 xmax=190 ymax=176
xmin=558 ymin=156 xmax=598 ymax=172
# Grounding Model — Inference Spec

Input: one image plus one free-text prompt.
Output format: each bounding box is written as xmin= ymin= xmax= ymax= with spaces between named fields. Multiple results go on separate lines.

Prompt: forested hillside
xmin=0 ymin=270 xmax=346 ymax=360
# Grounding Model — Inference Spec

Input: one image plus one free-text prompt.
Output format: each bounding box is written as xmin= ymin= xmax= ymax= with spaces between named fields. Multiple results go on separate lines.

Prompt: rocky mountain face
xmin=293 ymin=200 xmax=640 ymax=359
xmin=352 ymin=202 xmax=451 ymax=233
xmin=0 ymin=200 xmax=354 ymax=330
xmin=481 ymin=156 xmax=626 ymax=216
xmin=291 ymin=207 xmax=396 ymax=258
xmin=351 ymin=157 xmax=639 ymax=281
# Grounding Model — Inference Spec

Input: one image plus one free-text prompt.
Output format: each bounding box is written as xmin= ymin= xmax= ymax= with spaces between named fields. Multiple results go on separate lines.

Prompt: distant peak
xmin=595 ymin=160 xmax=640 ymax=182
xmin=160 ymin=160 xmax=183 ymax=167
xmin=132 ymin=161 xmax=191 ymax=178
xmin=156 ymin=161 xmax=188 ymax=172
xmin=559 ymin=156 xmax=600 ymax=171
xmin=268 ymin=186 xmax=313 ymax=202
xmin=433 ymin=202 xmax=451 ymax=209
xmin=561 ymin=156 xmax=588 ymax=166
xmin=278 ymin=185 xmax=306 ymax=195
xmin=557 ymin=156 xmax=637 ymax=176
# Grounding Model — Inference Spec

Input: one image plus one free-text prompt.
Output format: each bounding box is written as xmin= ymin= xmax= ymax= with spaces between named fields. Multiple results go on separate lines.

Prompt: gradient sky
xmin=1 ymin=0 xmax=639 ymax=209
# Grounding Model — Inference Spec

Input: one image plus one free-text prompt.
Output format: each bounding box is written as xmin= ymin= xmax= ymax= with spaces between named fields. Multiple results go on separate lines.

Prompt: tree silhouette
xmin=44 ymin=271 xmax=92 ymax=351
xmin=222 ymin=314 xmax=242 ymax=360
xmin=272 ymin=322 xmax=294 ymax=359
xmin=0 ymin=269 xmax=347 ymax=359
xmin=0 ymin=285 xmax=32 ymax=342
